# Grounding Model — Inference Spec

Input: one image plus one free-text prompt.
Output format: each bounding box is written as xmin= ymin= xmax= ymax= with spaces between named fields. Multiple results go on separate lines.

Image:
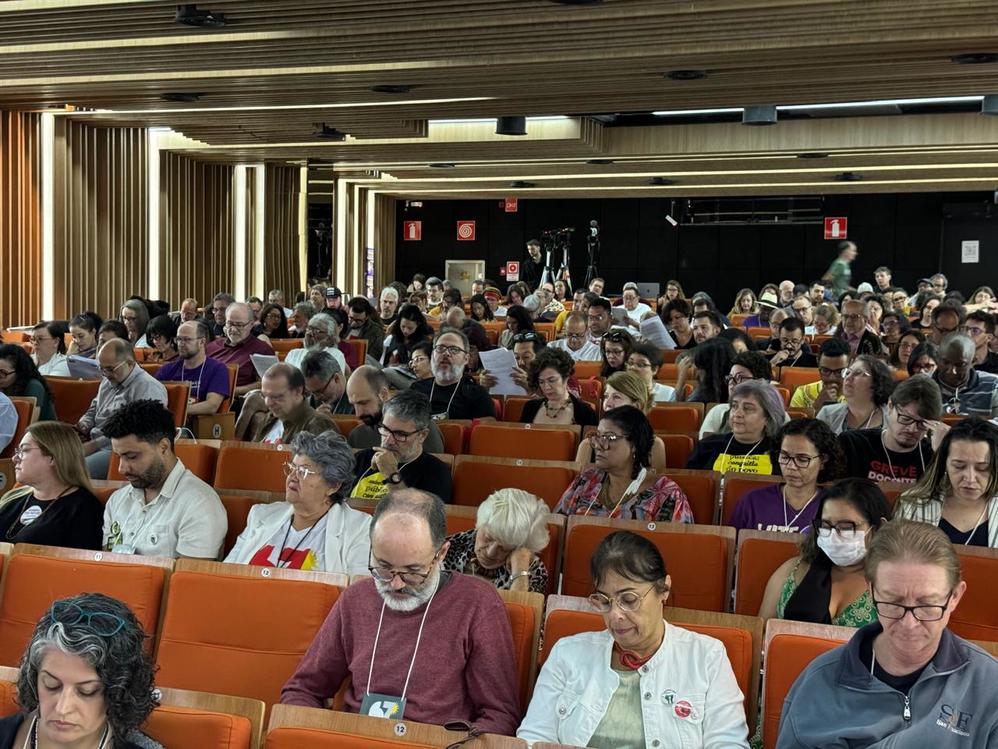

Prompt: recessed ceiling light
xmin=496 ymin=116 xmax=527 ymax=136
xmin=370 ymin=84 xmax=413 ymax=94
xmin=587 ymin=158 xmax=615 ymax=165
xmin=510 ymin=180 xmax=536 ymax=188
xmin=428 ymin=162 xmax=456 ymax=168
xmin=160 ymin=92 xmax=203 ymax=103
xmin=797 ymin=152 xmax=829 ymax=159
xmin=174 ymin=4 xmax=226 ymax=27
xmin=951 ymin=52 xmax=998 ymax=65
xmin=743 ymin=106 xmax=777 ymax=125
xmin=665 ymin=69 xmax=708 ymax=81
xmin=835 ymin=171 xmax=863 ymax=181
xmin=313 ymin=124 xmax=346 ymax=141
xmin=648 ymin=177 xmax=675 ymax=186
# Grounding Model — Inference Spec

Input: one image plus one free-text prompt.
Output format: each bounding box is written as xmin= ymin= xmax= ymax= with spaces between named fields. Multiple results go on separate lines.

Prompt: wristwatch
xmin=385 ymin=472 xmax=403 ymax=485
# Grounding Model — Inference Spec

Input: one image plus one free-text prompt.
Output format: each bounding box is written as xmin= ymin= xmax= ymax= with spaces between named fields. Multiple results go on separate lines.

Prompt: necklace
xmin=543 ymin=396 xmax=572 ymax=419
xmin=25 ymin=714 xmax=110 ymax=749
xmin=275 ymin=506 xmax=331 ymax=568
xmin=781 ymin=484 xmax=818 ymax=531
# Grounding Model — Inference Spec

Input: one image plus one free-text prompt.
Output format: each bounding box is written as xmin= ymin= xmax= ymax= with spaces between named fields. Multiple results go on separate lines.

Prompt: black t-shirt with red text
xmin=838 ymin=428 xmax=933 ymax=484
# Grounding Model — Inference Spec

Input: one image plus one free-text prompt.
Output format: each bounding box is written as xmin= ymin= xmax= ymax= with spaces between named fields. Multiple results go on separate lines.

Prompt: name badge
xmin=431 ymin=412 xmax=448 ymax=422
xmin=360 ymin=692 xmax=406 ymax=721
xmin=111 ymin=544 xmax=136 ymax=555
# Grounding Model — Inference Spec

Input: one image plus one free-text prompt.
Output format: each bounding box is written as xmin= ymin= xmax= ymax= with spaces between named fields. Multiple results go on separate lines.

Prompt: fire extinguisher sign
xmin=823 ymin=217 xmax=847 ymax=240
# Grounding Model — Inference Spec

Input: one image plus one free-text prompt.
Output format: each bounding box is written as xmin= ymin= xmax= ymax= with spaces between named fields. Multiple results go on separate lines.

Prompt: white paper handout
xmin=479 ymin=347 xmax=528 ymax=396
xmin=250 ymin=353 xmax=280 ymax=379
xmin=640 ymin=315 xmax=676 ymax=350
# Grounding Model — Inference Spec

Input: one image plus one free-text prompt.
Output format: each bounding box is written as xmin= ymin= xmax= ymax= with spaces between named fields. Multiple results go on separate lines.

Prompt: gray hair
xmin=382 ymin=389 xmax=431 ymax=430
xmin=433 ymin=326 xmax=469 ymax=350
xmin=371 ymin=488 xmax=447 ymax=547
xmin=476 ymin=488 xmax=550 ymax=553
xmin=622 ymin=282 xmax=639 ymax=293
xmin=941 ymin=332 xmax=975 ymax=361
xmin=308 ymin=313 xmax=337 ymax=337
xmin=225 ymin=301 xmax=254 ymax=323
xmin=380 ymin=287 xmax=400 ymax=302
xmin=120 ymin=299 xmax=149 ymax=335
xmin=212 ymin=292 xmax=236 ymax=306
xmin=301 ymin=350 xmax=342 ymax=381
xmin=288 ymin=430 xmax=355 ymax=503
xmin=730 ymin=379 xmax=786 ymax=439
xmin=293 ymin=301 xmax=316 ymax=318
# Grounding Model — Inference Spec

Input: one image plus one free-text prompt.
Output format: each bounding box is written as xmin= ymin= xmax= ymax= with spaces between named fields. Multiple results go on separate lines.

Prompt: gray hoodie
xmin=777 ymin=623 xmax=998 ymax=748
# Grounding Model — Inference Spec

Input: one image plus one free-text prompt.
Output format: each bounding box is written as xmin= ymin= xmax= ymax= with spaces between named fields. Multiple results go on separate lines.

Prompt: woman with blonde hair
xmin=0 ymin=421 xmax=101 ymax=548
xmin=729 ymin=288 xmax=758 ymax=317
xmin=442 ymin=488 xmax=551 ymax=593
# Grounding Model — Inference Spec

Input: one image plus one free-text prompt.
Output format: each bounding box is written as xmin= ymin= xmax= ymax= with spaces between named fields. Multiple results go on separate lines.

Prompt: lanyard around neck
xmin=366 ymin=583 xmax=438 ymax=702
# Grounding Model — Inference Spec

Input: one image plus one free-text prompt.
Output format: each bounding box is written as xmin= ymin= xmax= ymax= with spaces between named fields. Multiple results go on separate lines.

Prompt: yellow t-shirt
xmin=789 ymin=381 xmax=846 ymax=411
xmin=352 ymin=472 xmax=389 ymax=500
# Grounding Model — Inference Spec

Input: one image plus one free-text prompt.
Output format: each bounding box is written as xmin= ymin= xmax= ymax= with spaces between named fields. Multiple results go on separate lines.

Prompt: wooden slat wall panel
xmin=159 ymin=152 xmax=235 ymax=307
xmin=0 ymin=110 xmax=42 ymax=327
xmin=53 ymin=119 xmax=147 ymax=320
xmin=373 ymin=193 xmax=396 ymax=294
xmin=245 ymin=168 xmax=257 ymax=298
xmin=264 ymin=165 xmax=301 ymax=298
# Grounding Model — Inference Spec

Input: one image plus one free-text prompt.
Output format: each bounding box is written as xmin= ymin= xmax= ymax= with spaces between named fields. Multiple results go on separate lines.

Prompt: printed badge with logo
xmin=360 ymin=692 xmax=406 ymax=721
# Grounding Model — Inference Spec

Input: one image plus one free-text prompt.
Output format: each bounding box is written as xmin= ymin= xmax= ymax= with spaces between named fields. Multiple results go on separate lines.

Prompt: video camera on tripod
xmin=538 ymin=227 xmax=575 ymax=292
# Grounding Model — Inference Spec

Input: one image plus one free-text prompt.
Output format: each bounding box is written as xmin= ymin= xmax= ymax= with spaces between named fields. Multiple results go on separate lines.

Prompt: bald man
xmin=933 ymin=333 xmax=998 ymax=418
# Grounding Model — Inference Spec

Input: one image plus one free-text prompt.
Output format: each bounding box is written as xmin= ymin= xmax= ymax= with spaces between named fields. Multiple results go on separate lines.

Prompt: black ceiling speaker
xmin=742 ymin=105 xmax=777 ymax=126
xmin=161 ymin=92 xmax=203 ymax=102
xmin=175 ymin=4 xmax=226 ymax=27
xmin=510 ymin=180 xmax=535 ymax=188
xmin=313 ymin=124 xmax=346 ymax=141
xmin=496 ymin=116 xmax=527 ymax=136
xmin=648 ymin=176 xmax=676 ymax=186
xmin=982 ymin=95 xmax=998 ymax=115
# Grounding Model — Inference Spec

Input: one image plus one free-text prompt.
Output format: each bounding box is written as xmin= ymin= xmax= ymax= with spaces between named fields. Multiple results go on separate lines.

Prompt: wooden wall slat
xmin=0 ymin=110 xmax=42 ymax=327
xmin=264 ymin=164 xmax=301 ymax=298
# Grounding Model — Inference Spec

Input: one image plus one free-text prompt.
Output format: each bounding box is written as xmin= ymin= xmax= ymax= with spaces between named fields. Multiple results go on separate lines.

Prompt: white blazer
xmin=517 ymin=622 xmax=749 ymax=748
xmin=224 ymin=500 xmax=372 ymax=575
xmin=897 ymin=496 xmax=998 ymax=548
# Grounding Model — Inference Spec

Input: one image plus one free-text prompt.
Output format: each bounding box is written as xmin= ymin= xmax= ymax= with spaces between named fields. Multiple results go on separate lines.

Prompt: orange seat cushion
xmin=214 ymin=447 xmax=290 ymax=493
xmin=762 ymin=635 xmax=840 ymax=749
xmin=734 ymin=538 xmax=799 ymax=616
xmin=503 ymin=601 xmax=536 ymax=714
xmin=451 ymin=460 xmax=576 ymax=509
xmin=144 ymin=704 xmax=253 ymax=749
xmin=949 ymin=552 xmax=998 ymax=642
xmin=0 ymin=678 xmax=18 ymax=717
xmin=266 ymin=728 xmax=436 ymax=748
xmin=469 ymin=425 xmax=576 ymax=462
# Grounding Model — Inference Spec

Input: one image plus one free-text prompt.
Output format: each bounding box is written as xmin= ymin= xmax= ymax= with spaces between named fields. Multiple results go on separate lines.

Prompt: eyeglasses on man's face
xmin=378 ymin=425 xmax=426 ymax=443
xmin=433 ymin=344 xmax=466 ymax=357
xmin=871 ymin=589 xmax=954 ymax=622
xmin=368 ymin=548 xmax=442 ymax=585
xmin=893 ymin=406 xmax=929 ymax=432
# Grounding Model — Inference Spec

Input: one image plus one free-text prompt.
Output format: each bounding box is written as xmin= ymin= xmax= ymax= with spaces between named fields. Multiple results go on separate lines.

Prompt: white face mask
xmin=817 ymin=529 xmax=868 ymax=567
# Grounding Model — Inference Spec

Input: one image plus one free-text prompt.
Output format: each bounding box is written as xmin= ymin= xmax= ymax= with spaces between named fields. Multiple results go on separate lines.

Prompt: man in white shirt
xmin=614 ymin=282 xmax=652 ymax=327
xmin=102 ymin=399 xmax=226 ymax=558
xmin=285 ymin=314 xmax=348 ymax=374
xmin=550 ymin=313 xmax=601 ymax=361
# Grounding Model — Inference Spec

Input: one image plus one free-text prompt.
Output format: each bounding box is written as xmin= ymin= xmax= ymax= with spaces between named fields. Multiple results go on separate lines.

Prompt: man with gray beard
xmin=280 ymin=489 xmax=520 ymax=734
xmin=285 ymin=313 xmax=348 ymax=374
xmin=410 ymin=328 xmax=496 ymax=420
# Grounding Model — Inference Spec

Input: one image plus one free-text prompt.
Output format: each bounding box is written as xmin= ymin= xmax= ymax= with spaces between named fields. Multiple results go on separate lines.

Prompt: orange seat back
xmin=46 ymin=377 xmax=100 ymax=426
xmin=0 ymin=675 xmax=17 ymax=716
xmin=156 ymin=570 xmax=341 ymax=709
xmin=659 ymin=433 xmax=694 ymax=469
xmin=746 ymin=327 xmax=771 ymax=338
xmin=266 ymin=729 xmax=436 ymax=748
xmin=734 ymin=536 xmax=800 ymax=615
xmin=163 ymin=382 xmax=190 ymax=429
xmin=219 ymin=494 xmax=271 ymax=556
xmin=721 ymin=474 xmax=782 ymax=526
xmin=576 ymin=378 xmax=602 ymax=403
xmin=331 ymin=416 xmax=362 ymax=435
xmin=270 ymin=339 xmax=304 ymax=354
xmin=573 ymin=361 xmax=602 ymax=380
xmin=762 ymin=634 xmax=840 ymax=749
xmin=214 ymin=445 xmax=290 ymax=493
xmin=0 ymin=553 xmax=167 ymax=666
xmin=778 ymin=367 xmax=821 ymax=394
xmin=451 ymin=457 xmax=576 ymax=510
xmin=436 ymin=421 xmax=466 ymax=455
xmin=502 ymin=396 xmax=530 ymax=423
xmin=503 ymin=599 xmax=537 ymax=712
xmin=533 ymin=322 xmax=555 ymax=341
xmin=0 ymin=400 xmax=32 ymax=459
xmin=665 ymin=469 xmax=719 ymax=525
xmin=110 ymin=442 xmax=218 ymax=484
xmin=655 ymin=362 xmax=681 ymax=381
xmin=949 ymin=550 xmax=998 ymax=642
xmin=648 ymin=405 xmax=701 ymax=432
xmin=144 ymin=703 xmax=254 ymax=749
xmin=469 ymin=424 xmax=577 ymax=461
xmin=562 ymin=522 xmax=731 ymax=611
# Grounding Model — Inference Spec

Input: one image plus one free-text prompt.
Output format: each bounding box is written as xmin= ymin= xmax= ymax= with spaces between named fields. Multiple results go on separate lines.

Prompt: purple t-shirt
xmin=728 ymin=483 xmax=822 ymax=534
xmin=156 ymin=357 xmax=231 ymax=403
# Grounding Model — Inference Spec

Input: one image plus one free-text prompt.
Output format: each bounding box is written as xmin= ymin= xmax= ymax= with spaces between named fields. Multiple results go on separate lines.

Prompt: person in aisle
xmin=686 ymin=380 xmax=783 ymax=474
xmin=823 ymin=240 xmax=857 ymax=296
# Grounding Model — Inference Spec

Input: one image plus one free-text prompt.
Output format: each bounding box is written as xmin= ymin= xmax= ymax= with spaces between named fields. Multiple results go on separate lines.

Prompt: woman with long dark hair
xmin=381 ymin=304 xmax=434 ymax=366
xmin=0 ymin=344 xmax=55 ymax=420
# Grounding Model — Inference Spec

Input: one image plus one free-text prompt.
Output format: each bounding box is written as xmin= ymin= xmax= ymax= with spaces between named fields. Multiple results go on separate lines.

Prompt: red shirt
xmin=206 ymin=335 xmax=275 ymax=387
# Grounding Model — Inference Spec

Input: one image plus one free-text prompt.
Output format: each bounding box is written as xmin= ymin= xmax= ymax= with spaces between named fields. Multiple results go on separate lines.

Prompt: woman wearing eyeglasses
xmin=775 ymin=519 xmax=998 ymax=749
xmin=258 ymin=303 xmax=290 ymax=341
xmin=759 ymin=478 xmax=891 ymax=626
xmin=729 ymin=419 xmax=844 ymax=534
xmin=556 ymin=406 xmax=693 ymax=522
xmin=576 ymin=372 xmax=668 ymax=470
xmin=521 ymin=348 xmax=598 ymax=427
xmin=499 ymin=305 xmax=535 ymax=349
xmin=816 ymin=355 xmax=894 ymax=435
xmin=625 ymin=343 xmax=676 ymax=403
xmin=0 ymin=422 xmax=102 ymax=549
xmin=0 ymin=592 xmax=163 ymax=748
xmin=144 ymin=314 xmax=179 ymax=364
xmin=517 ymin=531 xmax=750 ymax=747
xmin=906 ymin=340 xmax=939 ymax=377
xmin=889 ymin=328 xmax=924 ymax=370
xmin=225 ymin=430 xmax=371 ymax=573
xmin=0 ymin=344 xmax=56 ymax=421
xmin=699 ymin=352 xmax=782 ymax=438
xmin=29 ymin=320 xmax=70 ymax=377
xmin=896 ymin=418 xmax=998 ymax=547
xmin=600 ymin=330 xmax=633 ymax=378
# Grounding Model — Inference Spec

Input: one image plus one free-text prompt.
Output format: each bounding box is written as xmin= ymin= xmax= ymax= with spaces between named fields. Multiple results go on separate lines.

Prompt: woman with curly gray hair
xmin=0 ymin=592 xmax=161 ymax=748
xmin=224 ymin=429 xmax=371 ymax=574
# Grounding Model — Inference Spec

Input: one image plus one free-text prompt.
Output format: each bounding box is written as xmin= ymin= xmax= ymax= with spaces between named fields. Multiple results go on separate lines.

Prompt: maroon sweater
xmin=280 ymin=572 xmax=520 ymax=735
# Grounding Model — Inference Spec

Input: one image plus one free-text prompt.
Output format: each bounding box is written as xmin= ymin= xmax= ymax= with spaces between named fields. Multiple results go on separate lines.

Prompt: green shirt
xmin=24 ymin=378 xmax=55 ymax=421
xmin=777 ymin=559 xmax=876 ymax=627
xmin=589 ymin=669 xmax=646 ymax=749
xmin=826 ymin=257 xmax=852 ymax=295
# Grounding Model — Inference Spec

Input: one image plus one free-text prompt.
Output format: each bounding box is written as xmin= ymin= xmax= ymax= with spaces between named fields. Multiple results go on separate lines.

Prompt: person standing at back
xmin=823 ymin=240 xmax=857 ymax=297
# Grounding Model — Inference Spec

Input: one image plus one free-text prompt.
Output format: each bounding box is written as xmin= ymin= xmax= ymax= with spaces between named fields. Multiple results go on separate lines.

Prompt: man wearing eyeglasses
xmin=155 ymin=320 xmax=230 ymax=418
xmin=549 ymin=313 xmax=601 ymax=361
xmin=769 ymin=318 xmax=817 ymax=368
xmin=791 ymin=294 xmax=817 ymax=335
xmin=207 ymin=292 xmax=236 ymax=338
xmin=789 ymin=338 xmax=851 ymax=415
xmin=301 ymin=350 xmax=353 ymax=416
xmin=236 ymin=363 xmax=338 ymax=445
xmin=411 ymin=330 xmax=496 ymax=420
xmin=838 ymin=298 xmax=885 ymax=359
xmin=585 ymin=297 xmax=613 ymax=344
xmin=205 ymin=302 xmax=275 ymax=398
xmin=282 ymin=489 xmax=520 ymax=734
xmin=928 ymin=302 xmax=966 ymax=346
xmin=965 ymin=310 xmax=998 ymax=374
xmin=77 ymin=339 xmax=168 ymax=478
xmin=932 ymin=333 xmax=998 ymax=418
xmin=839 ymin=375 xmax=943 ymax=484
xmin=346 ymin=297 xmax=385 ymax=361
xmin=346 ymin=366 xmax=445 ymax=452
xmin=350 ymin=390 xmax=451 ymax=502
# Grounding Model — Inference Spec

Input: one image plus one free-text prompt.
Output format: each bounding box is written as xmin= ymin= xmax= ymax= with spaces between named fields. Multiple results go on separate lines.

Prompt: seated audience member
xmin=517 ymin=531 xmax=750 ymax=748
xmin=144 ymin=314 xmax=179 ymax=364
xmin=932 ymin=333 xmax=998 ymax=417
xmin=173 ymin=296 xmax=199 ymax=325
xmin=556 ymin=406 xmax=693 ymax=521
xmin=897 ymin=418 xmax=998 ymax=547
xmin=837 ymin=298 xmax=885 ymax=358
xmin=742 ymin=289 xmax=778 ymax=328
xmin=889 ymin=328 xmax=925 ymax=370
xmin=729 ymin=419 xmax=843 ymax=533
xmin=445 ymin=306 xmax=492 ymax=368
xmin=775 ymin=520 xmax=998 ymax=749
xmin=346 ymin=366 xmax=444 ymax=452
xmin=812 ymin=302 xmax=839 ymax=335
xmin=0 ymin=344 xmax=56 ymax=421
xmin=879 ymin=309 xmax=908 ymax=351
xmin=719 ymin=327 xmax=757 ymax=354
xmin=408 ymin=340 xmax=433 ymax=380
xmin=206 ymin=292 xmax=235 ymax=338
xmin=865 ymin=294 xmax=888 ymax=333
xmin=686 ymin=380 xmax=783 ymax=474
xmin=662 ymin=298 xmax=696 ymax=349
xmin=626 ymin=343 xmax=676 ymax=402
xmin=0 ymin=392 xmax=14 ymax=454
xmin=324 ymin=286 xmax=344 ymax=311
xmin=730 ymin=287 xmax=758 ymax=316
xmin=226 ymin=430 xmax=370 ymax=572
xmin=346 ymin=296 xmax=385 ymax=361
xmin=97 ymin=319 xmax=130 ymax=348
xmin=0 ymin=422 xmax=102 ymax=548
xmin=585 ymin=295 xmax=613 ymax=345
xmin=67 ymin=311 xmax=103 ymax=359
xmin=499 ymin=305 xmax=535 ymax=349
xmin=789 ymin=338 xmax=851 ymax=414
xmin=791 ymin=294 xmax=817 ymax=334
xmin=550 ymin=311 xmax=601 ymax=361
xmin=577 ymin=371 xmax=668 ymax=469
xmin=759 ymin=308 xmax=789 ymax=354
xmin=381 ymin=303 xmax=433 ymax=366
xmin=912 ymin=291 xmax=943 ymax=331
xmin=301 ymin=350 xmax=353 ymax=415
xmin=351 ymin=390 xmax=452 ymax=502
xmin=469 ymin=293 xmax=494 ymax=322
xmin=907 ymin=340 xmax=939 ymax=376
xmin=759 ymin=478 xmax=891 ymax=625
xmin=480 ymin=330 xmax=548 ymax=398
xmin=928 ymin=300 xmax=965 ymax=346
xmin=78 ymin=340 xmax=168 ymax=478
xmin=600 ymin=329 xmax=633 ymax=378
xmin=816 ymin=354 xmax=893 ymax=434
xmin=699 ymin=352 xmax=782 ymax=437
xmin=206 ymin=301 xmax=275 ymax=397
xmin=286 ymin=313 xmax=348 ymax=373
xmin=0 ymin=592 xmax=163 ymax=748
xmin=119 ymin=298 xmax=150 ymax=348
xmin=425 ymin=276 xmax=446 ymax=308
xmin=614 ymin=282 xmax=652 ymax=327
xmin=965 ymin=309 xmax=998 ymax=374
xmin=768 ymin=317 xmax=817 ymax=368
xmin=281 ymin=489 xmax=520 ymax=733
xmin=678 ymin=337 xmax=737 ymax=405
xmin=520 ymin=348 xmax=597 ymax=427
xmin=443 ymin=489 xmax=550 ymax=594
xmin=235 ymin=363 xmax=337 ymax=444
xmin=155 ymin=320 xmax=230 ymax=417
xmin=245 ymin=295 xmax=263 ymax=320
xmin=691 ymin=309 xmax=723 ymax=345
xmin=30 ymin=321 xmax=70 ymax=377
xmin=259 ymin=303 xmax=290 ymax=341
xmin=287 ymin=301 xmax=314 ymax=337
xmin=411 ymin=329 xmax=496 ymax=420
xmin=102 ymin=399 xmax=226 ymax=558
xmin=839 ymin=374 xmax=941 ymax=484
xmin=378 ymin=286 xmax=401 ymax=327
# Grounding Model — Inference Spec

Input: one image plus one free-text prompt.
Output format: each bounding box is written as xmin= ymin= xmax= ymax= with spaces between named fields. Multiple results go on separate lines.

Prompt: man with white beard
xmin=280 ymin=489 xmax=520 ymax=734
xmin=410 ymin=328 xmax=496 ymax=419
xmin=284 ymin=314 xmax=348 ymax=374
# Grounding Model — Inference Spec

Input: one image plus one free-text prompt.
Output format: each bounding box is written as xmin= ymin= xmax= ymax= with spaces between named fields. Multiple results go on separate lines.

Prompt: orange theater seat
xmin=561 ymin=518 xmax=734 ymax=611
xmin=658 ymin=433 xmax=695 ymax=469
xmin=436 ymin=421 xmax=467 ymax=455
xmin=721 ymin=473 xmax=783 ymax=526
xmin=648 ymin=404 xmax=702 ymax=432
xmin=499 ymin=591 xmax=543 ymax=711
xmin=451 ymin=455 xmax=577 ymax=509
xmin=655 ymin=362 xmax=681 ymax=381
xmin=155 ymin=562 xmax=343 ymax=710
xmin=109 ymin=440 xmax=218 ymax=484
xmin=46 ymin=377 xmax=100 ymax=426
xmin=762 ymin=634 xmax=841 ymax=749
xmin=576 ymin=377 xmax=602 ymax=403
xmin=502 ymin=396 xmax=530 ymax=423
xmin=778 ymin=367 xmax=821 ymax=395
xmin=663 ymin=468 xmax=720 ymax=525
xmin=0 ymin=666 xmax=17 ymax=716
xmin=949 ymin=547 xmax=998 ymax=642
xmin=733 ymin=531 xmax=802 ymax=616
xmin=469 ymin=423 xmax=578 ymax=462
xmin=214 ymin=443 xmax=291 ymax=493
xmin=270 ymin=339 xmax=304 ymax=355
xmin=163 ymin=382 xmax=191 ymax=429
xmin=219 ymin=493 xmax=280 ymax=555
xmin=142 ymin=687 xmax=263 ymax=749
xmin=573 ymin=361 xmax=602 ymax=380
xmin=0 ymin=547 xmax=169 ymax=666
xmin=331 ymin=416 xmax=362 ymax=435
xmin=0 ymin=399 xmax=32 ymax=459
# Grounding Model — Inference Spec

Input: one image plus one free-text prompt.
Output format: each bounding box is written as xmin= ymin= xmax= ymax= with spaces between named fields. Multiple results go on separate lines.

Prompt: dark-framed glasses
xmin=777 ymin=451 xmax=821 ymax=469
xmin=433 ymin=344 xmax=466 ymax=357
xmin=369 ymin=548 xmax=441 ymax=585
xmin=49 ymin=601 xmax=125 ymax=637
xmin=725 ymin=373 xmax=753 ymax=387
xmin=814 ymin=520 xmax=862 ymax=537
xmin=588 ymin=586 xmax=656 ymax=613
xmin=588 ymin=432 xmax=626 ymax=449
xmin=872 ymin=589 xmax=953 ymax=622
xmin=894 ymin=406 xmax=929 ymax=431
xmin=818 ymin=367 xmax=849 ymax=378
xmin=377 ymin=425 xmax=426 ymax=443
